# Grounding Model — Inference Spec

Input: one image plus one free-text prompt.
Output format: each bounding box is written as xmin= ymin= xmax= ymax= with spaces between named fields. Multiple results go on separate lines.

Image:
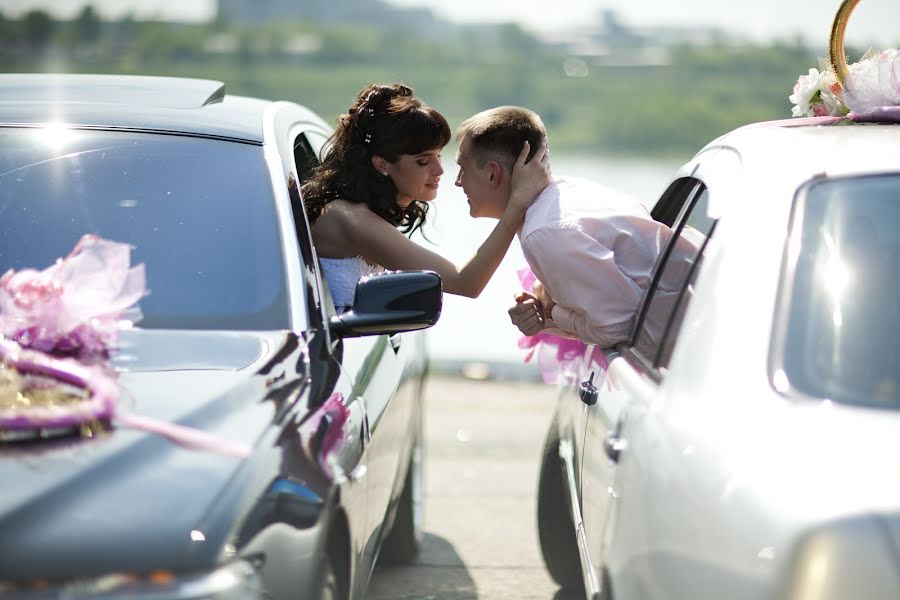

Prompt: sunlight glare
xmin=34 ymin=123 xmax=79 ymax=150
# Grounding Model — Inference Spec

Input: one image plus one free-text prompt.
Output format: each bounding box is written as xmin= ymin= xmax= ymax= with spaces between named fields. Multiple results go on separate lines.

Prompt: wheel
xmin=379 ymin=430 xmax=424 ymax=564
xmin=537 ymin=412 xmax=583 ymax=589
xmin=316 ymin=555 xmax=340 ymax=600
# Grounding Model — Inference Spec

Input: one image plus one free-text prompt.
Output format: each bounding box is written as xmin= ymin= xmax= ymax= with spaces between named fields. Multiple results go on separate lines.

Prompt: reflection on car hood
xmin=0 ymin=329 xmax=308 ymax=583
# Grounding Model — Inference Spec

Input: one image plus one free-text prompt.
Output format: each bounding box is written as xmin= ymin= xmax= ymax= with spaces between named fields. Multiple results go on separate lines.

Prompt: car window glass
xmin=304 ymin=130 xmax=329 ymax=160
xmin=782 ymin=174 xmax=900 ymax=410
xmin=654 ymin=215 xmax=717 ymax=369
xmin=633 ymin=186 xmax=716 ymax=366
xmin=0 ymin=128 xmax=289 ymax=330
xmin=293 ymin=133 xmax=319 ymax=185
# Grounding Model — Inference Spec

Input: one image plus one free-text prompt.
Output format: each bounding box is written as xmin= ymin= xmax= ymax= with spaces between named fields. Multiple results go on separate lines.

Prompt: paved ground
xmin=368 ymin=375 xmax=584 ymax=600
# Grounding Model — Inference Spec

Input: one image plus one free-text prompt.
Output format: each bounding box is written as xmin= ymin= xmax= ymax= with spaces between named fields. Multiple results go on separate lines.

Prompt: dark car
xmin=0 ymin=74 xmax=441 ymax=600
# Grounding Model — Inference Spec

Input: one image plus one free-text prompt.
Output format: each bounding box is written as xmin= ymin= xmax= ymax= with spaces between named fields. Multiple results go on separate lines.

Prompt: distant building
xmin=538 ymin=9 xmax=734 ymax=69
xmin=216 ymin=0 xmax=447 ymax=35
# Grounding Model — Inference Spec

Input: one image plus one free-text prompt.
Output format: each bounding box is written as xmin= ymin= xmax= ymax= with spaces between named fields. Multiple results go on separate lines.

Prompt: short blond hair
xmin=456 ymin=106 xmax=546 ymax=172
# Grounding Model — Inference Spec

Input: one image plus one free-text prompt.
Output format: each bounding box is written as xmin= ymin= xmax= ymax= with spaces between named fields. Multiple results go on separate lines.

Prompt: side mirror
xmin=329 ymin=271 xmax=442 ymax=339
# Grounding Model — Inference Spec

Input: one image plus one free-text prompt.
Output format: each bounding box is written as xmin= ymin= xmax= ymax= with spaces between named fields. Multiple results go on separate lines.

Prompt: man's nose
xmin=455 ymin=171 xmax=462 ymax=187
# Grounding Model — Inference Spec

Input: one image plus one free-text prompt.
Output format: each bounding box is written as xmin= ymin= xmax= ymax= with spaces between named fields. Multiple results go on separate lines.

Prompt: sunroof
xmin=0 ymin=74 xmax=225 ymax=109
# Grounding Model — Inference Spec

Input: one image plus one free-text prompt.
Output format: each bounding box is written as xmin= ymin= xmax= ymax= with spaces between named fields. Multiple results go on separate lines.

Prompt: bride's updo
xmin=302 ymin=83 xmax=451 ymax=235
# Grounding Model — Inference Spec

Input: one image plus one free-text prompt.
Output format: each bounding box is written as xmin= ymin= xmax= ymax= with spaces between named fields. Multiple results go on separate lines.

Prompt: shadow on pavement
xmin=552 ymin=586 xmax=586 ymax=600
xmin=369 ymin=532 xmax=475 ymax=599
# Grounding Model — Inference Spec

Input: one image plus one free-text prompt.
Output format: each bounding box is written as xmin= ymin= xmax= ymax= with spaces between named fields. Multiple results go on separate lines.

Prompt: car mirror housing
xmin=328 ymin=271 xmax=443 ymax=339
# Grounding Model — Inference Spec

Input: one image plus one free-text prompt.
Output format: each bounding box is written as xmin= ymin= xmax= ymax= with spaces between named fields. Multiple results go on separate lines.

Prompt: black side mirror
xmin=329 ymin=270 xmax=442 ymax=339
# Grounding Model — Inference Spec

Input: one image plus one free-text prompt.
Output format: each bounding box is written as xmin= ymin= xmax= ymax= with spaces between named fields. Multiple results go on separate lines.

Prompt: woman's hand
xmin=508 ymin=138 xmax=551 ymax=214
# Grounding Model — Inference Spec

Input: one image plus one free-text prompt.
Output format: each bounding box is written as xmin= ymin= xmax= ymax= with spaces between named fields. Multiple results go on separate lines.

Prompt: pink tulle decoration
xmin=516 ymin=267 xmax=609 ymax=385
xmin=844 ymin=49 xmax=900 ymax=116
xmin=0 ymin=234 xmax=146 ymax=360
xmin=299 ymin=392 xmax=350 ymax=481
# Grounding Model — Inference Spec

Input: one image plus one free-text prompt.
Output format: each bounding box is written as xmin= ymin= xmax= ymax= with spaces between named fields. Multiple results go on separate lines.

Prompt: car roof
xmin=708 ymin=120 xmax=900 ymax=179
xmin=0 ymin=74 xmax=311 ymax=143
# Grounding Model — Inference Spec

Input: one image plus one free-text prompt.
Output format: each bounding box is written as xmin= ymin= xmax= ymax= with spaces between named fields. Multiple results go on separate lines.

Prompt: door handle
xmin=604 ymin=424 xmax=626 ymax=462
xmin=604 ymin=433 xmax=626 ymax=462
xmin=579 ymin=371 xmax=598 ymax=406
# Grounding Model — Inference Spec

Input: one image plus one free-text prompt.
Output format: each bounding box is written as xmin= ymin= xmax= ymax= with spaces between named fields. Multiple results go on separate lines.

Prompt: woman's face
xmin=383 ymin=148 xmax=444 ymax=208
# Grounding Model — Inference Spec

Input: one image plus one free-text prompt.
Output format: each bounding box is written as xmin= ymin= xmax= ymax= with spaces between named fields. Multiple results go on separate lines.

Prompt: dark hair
xmin=301 ymin=83 xmax=451 ymax=236
xmin=455 ymin=106 xmax=546 ymax=173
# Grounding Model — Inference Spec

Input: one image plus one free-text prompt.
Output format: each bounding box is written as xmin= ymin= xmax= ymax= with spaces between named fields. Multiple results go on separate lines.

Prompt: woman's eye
xmin=417 ymin=160 xmax=428 ymax=166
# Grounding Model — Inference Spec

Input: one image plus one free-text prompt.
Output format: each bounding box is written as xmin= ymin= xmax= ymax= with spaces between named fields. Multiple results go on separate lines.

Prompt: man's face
xmin=455 ymin=136 xmax=504 ymax=219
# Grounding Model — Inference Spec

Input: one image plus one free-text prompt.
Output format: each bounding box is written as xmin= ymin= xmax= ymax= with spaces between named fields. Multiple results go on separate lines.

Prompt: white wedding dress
xmin=318 ymin=256 xmax=384 ymax=312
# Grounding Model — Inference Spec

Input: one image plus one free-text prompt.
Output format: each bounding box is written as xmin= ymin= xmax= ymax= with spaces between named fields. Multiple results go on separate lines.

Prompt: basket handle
xmin=829 ymin=0 xmax=861 ymax=84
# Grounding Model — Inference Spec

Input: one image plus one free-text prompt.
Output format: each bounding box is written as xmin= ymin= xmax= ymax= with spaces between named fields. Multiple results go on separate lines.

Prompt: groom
xmin=454 ymin=106 xmax=677 ymax=354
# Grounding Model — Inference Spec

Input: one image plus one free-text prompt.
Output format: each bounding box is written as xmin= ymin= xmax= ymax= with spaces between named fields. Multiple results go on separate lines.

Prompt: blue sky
xmin=2 ymin=0 xmax=898 ymax=47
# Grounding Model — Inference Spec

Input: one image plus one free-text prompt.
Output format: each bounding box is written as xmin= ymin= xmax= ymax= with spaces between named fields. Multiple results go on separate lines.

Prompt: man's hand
xmin=508 ymin=290 xmax=546 ymax=336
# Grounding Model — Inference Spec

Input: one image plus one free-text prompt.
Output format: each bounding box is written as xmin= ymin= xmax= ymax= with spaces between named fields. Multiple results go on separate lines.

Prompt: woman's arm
xmin=346 ymin=141 xmax=550 ymax=297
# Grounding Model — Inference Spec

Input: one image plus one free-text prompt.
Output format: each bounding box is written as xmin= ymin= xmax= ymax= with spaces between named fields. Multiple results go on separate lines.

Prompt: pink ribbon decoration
xmin=298 ymin=392 xmax=350 ymax=482
xmin=0 ymin=234 xmax=146 ymax=361
xmin=115 ymin=413 xmax=251 ymax=459
xmin=516 ymin=267 xmax=610 ymax=385
xmin=0 ymin=235 xmax=254 ymax=459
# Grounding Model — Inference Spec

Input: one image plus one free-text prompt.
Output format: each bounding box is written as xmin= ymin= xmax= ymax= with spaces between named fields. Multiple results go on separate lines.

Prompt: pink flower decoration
xmin=0 ymin=235 xmax=146 ymax=361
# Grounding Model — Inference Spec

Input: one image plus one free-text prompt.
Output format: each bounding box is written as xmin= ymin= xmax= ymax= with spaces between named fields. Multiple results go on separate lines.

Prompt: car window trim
xmin=652 ymin=220 xmax=718 ymax=368
xmin=628 ymin=180 xmax=705 ymax=355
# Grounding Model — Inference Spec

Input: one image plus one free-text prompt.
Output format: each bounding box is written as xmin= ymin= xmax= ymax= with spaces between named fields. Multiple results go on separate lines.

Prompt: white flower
xmin=789 ymin=67 xmax=848 ymax=117
xmin=844 ymin=48 xmax=900 ymax=113
xmin=790 ymin=68 xmax=825 ymax=117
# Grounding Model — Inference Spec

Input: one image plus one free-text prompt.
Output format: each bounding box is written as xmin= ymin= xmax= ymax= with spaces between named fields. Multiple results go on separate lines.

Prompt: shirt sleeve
xmin=522 ymin=225 xmax=643 ymax=347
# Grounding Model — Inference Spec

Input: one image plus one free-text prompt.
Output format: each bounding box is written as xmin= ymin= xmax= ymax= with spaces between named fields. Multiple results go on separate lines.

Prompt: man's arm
xmin=521 ymin=227 xmax=643 ymax=346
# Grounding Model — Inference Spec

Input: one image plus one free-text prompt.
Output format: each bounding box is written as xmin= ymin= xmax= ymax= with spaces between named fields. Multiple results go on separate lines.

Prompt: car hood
xmin=0 ymin=329 xmax=308 ymax=582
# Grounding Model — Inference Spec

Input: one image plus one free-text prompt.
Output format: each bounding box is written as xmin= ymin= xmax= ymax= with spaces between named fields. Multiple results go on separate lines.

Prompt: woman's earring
xmin=381 ymin=171 xmax=389 ymax=176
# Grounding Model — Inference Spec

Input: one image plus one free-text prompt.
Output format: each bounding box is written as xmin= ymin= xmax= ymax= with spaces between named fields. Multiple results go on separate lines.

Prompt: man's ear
xmin=487 ymin=161 xmax=504 ymax=187
xmin=371 ymin=155 xmax=389 ymax=173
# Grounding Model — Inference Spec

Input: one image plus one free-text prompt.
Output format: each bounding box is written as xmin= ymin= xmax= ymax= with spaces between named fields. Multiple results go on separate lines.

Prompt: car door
xmin=288 ymin=125 xmax=413 ymax=578
xmin=578 ymin=153 xmax=725 ymax=599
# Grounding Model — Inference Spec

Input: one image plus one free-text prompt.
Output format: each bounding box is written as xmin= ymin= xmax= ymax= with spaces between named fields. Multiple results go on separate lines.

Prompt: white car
xmin=537 ymin=119 xmax=900 ymax=600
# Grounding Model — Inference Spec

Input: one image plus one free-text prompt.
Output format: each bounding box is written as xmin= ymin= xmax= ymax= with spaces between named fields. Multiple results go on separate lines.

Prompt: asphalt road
xmin=368 ymin=374 xmax=584 ymax=600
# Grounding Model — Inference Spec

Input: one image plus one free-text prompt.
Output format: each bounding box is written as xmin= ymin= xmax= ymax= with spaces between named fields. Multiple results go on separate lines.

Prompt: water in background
xmin=412 ymin=153 xmax=682 ymax=378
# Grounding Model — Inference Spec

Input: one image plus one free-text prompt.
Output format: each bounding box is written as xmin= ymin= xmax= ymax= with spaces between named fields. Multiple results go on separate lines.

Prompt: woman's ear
xmin=371 ymin=155 xmax=389 ymax=174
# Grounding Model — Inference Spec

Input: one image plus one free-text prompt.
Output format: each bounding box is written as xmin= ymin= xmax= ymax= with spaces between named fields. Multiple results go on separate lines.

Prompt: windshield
xmin=784 ymin=174 xmax=900 ymax=411
xmin=0 ymin=127 xmax=289 ymax=330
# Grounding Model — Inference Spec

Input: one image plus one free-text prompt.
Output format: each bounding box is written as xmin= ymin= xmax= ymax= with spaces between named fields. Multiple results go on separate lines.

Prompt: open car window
xmin=629 ymin=178 xmax=717 ymax=372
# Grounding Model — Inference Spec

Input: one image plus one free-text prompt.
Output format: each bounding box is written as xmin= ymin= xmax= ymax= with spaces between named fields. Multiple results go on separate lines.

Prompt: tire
xmin=537 ymin=412 xmax=584 ymax=590
xmin=316 ymin=555 xmax=340 ymax=600
xmin=379 ymin=431 xmax=424 ymax=564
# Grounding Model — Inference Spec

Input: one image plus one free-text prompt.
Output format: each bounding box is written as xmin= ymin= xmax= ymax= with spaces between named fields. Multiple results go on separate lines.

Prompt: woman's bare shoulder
xmin=319 ymin=199 xmax=381 ymax=227
xmin=313 ymin=199 xmax=388 ymax=256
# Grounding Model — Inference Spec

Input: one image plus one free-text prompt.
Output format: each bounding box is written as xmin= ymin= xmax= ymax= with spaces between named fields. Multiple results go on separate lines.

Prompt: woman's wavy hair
xmin=301 ymin=83 xmax=451 ymax=236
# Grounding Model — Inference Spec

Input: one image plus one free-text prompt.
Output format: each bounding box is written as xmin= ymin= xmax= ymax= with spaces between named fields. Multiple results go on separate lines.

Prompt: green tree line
xmin=1 ymin=7 xmax=844 ymax=156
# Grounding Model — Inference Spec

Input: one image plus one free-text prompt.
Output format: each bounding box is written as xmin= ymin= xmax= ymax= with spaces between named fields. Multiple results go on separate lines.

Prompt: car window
xmin=630 ymin=181 xmax=717 ymax=369
xmin=654 ymin=196 xmax=717 ymax=369
xmin=781 ymin=174 xmax=900 ymax=410
xmin=0 ymin=127 xmax=289 ymax=330
xmin=294 ymin=133 xmax=319 ymax=186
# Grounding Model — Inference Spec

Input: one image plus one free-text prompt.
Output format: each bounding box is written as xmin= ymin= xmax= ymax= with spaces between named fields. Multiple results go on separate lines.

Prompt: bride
xmin=301 ymin=83 xmax=549 ymax=311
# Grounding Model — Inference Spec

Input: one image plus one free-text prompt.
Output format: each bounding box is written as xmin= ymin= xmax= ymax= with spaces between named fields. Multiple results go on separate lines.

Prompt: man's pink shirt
xmin=518 ymin=176 xmax=676 ymax=349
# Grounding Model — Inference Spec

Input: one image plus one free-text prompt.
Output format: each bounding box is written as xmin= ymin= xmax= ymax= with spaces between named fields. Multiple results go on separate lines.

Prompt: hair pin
xmin=367 ymin=108 xmax=375 ymax=116
xmin=364 ymin=133 xmax=372 ymax=144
